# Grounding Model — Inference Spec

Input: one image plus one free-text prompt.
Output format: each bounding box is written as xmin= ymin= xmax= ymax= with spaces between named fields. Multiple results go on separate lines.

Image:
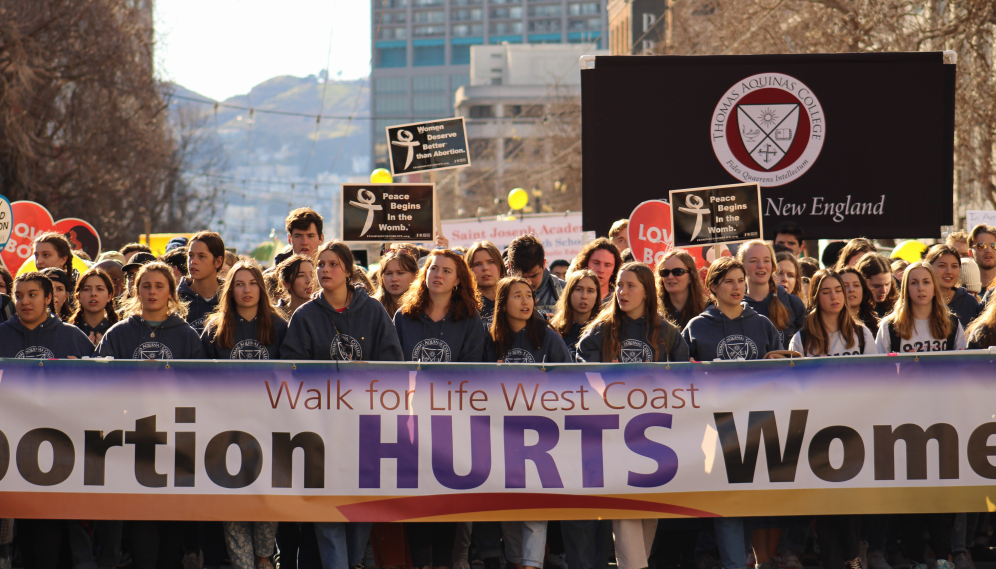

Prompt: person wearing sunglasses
xmin=970 ymin=224 xmax=996 ymax=305
xmin=655 ymin=250 xmax=707 ymax=330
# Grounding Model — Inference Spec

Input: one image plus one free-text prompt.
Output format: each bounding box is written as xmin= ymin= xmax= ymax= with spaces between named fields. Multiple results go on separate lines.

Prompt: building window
xmin=489 ymin=6 xmax=523 ymax=18
xmin=451 ymin=45 xmax=472 ymax=64
xmin=489 ymin=21 xmax=523 ymax=34
xmin=528 ymin=19 xmax=561 ymax=32
xmin=413 ymin=95 xmax=450 ymax=116
xmin=451 ymin=0 xmax=482 ymax=4
xmin=414 ymin=25 xmax=446 ymax=36
xmin=377 ymin=27 xmax=408 ymax=40
xmin=469 ymin=105 xmax=495 ymax=118
xmin=412 ymin=0 xmax=443 ymax=6
xmin=452 ymin=23 xmax=484 ymax=36
xmin=375 ymin=96 xmax=409 ymax=115
xmin=375 ymin=47 xmax=407 ymax=68
xmin=413 ymin=75 xmax=447 ymax=93
xmin=452 ymin=8 xmax=483 ymax=20
xmin=490 ymin=77 xmax=502 ymax=85
xmin=568 ymin=18 xmax=602 ymax=32
xmin=528 ymin=4 xmax=561 ymax=16
xmin=374 ymin=76 xmax=408 ymax=94
xmin=413 ymin=9 xmax=445 ymax=22
xmin=378 ymin=11 xmax=408 ymax=24
xmin=568 ymin=2 xmax=599 ymax=15
xmin=376 ymin=0 xmax=407 ymax=8
xmin=413 ymin=45 xmax=445 ymax=66
xmin=505 ymin=104 xmax=543 ymax=117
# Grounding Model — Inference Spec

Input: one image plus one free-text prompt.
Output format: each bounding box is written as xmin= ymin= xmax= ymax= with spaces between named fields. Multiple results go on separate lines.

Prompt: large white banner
xmin=443 ymin=212 xmax=584 ymax=262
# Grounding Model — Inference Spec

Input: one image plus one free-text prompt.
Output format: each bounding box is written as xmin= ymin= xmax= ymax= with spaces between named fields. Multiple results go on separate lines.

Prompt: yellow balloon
xmin=370 ymin=168 xmax=394 ymax=184
xmin=891 ymin=240 xmax=928 ymax=263
xmin=17 ymin=254 xmax=91 ymax=276
xmin=508 ymin=188 xmax=528 ymax=211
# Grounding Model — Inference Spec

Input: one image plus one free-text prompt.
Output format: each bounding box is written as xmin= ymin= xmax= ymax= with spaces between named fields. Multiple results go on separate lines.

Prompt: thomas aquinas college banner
xmin=0 ymin=355 xmax=994 ymax=521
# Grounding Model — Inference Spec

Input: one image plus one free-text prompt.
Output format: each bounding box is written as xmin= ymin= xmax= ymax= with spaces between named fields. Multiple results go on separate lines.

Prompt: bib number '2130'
xmin=902 ymin=340 xmax=947 ymax=352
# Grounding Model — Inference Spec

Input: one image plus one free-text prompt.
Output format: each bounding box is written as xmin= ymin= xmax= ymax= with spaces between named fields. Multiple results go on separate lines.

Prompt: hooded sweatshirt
xmin=75 ymin=318 xmax=114 ymax=339
xmin=533 ymin=270 xmax=565 ymax=319
xmin=281 ymin=286 xmax=403 ymax=362
xmin=480 ymin=296 xmax=496 ymax=332
xmin=682 ymin=304 xmax=783 ymax=361
xmin=743 ymin=284 xmax=806 ymax=345
xmin=577 ymin=314 xmax=690 ymax=363
xmin=178 ymin=278 xmax=221 ymax=334
xmin=393 ymin=308 xmax=485 ymax=363
xmin=0 ymin=314 xmax=95 ymax=358
xmin=484 ymin=325 xmax=571 ymax=363
xmin=201 ymin=312 xmax=288 ymax=360
xmin=97 ymin=314 xmax=204 ymax=360
xmin=562 ymin=321 xmax=585 ymax=362
xmin=947 ymin=287 xmax=982 ymax=328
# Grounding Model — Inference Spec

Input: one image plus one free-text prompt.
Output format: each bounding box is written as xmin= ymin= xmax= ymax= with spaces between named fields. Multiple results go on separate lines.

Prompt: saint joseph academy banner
xmin=1 ymin=355 xmax=994 ymax=521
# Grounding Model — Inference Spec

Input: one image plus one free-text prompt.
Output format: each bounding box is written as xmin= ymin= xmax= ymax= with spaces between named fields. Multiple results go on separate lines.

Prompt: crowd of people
xmin=0 ymin=209 xmax=994 ymax=569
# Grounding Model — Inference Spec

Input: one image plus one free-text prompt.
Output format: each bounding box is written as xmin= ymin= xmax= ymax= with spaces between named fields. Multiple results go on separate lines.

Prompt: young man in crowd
xmin=971 ymin=224 xmax=996 ymax=304
xmin=94 ymin=259 xmax=127 ymax=298
xmin=550 ymin=259 xmax=570 ymax=281
xmin=506 ymin=234 xmax=563 ymax=319
xmin=286 ymin=207 xmax=324 ymax=256
xmin=946 ymin=230 xmax=971 ymax=258
xmin=608 ymin=219 xmax=629 ymax=253
xmin=119 ymin=242 xmax=152 ymax=264
xmin=573 ymin=238 xmax=622 ymax=303
xmin=772 ymin=221 xmax=805 ymax=256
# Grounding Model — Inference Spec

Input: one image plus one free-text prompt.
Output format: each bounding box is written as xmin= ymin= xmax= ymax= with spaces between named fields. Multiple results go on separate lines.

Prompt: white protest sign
xmin=443 ymin=212 xmax=583 ymax=261
xmin=966 ymin=210 xmax=996 ymax=229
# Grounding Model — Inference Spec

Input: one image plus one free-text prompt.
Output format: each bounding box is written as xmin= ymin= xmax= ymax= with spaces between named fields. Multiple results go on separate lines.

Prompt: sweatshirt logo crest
xmin=133 ymin=342 xmax=173 ymax=360
xmin=15 ymin=346 xmax=55 ymax=359
xmin=621 ymin=339 xmax=653 ymax=363
xmin=331 ymin=334 xmax=362 ymax=361
xmin=502 ymin=348 xmax=535 ymax=364
xmin=413 ymin=338 xmax=451 ymax=362
xmin=190 ymin=317 xmax=208 ymax=334
xmin=716 ymin=335 xmax=758 ymax=361
xmin=232 ymin=339 xmax=269 ymax=360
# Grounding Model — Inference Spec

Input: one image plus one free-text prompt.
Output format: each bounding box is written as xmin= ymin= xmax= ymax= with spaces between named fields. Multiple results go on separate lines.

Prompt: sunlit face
xmin=382 ymin=259 xmax=415 ymax=299
xmin=316 ymin=250 xmax=349 ymax=292
xmin=470 ymin=250 xmax=501 ymax=290
xmin=34 ymin=242 xmax=67 ymax=271
xmin=569 ymin=276 xmax=599 ymax=319
xmin=931 ymin=253 xmax=960 ymax=292
xmin=232 ymin=269 xmax=260 ymax=311
xmin=505 ymin=282 xmax=534 ymax=325
xmin=660 ymin=256 xmax=691 ymax=295
xmin=14 ymin=281 xmax=51 ymax=327
xmin=867 ymin=272 xmax=892 ymax=303
xmin=187 ymin=240 xmax=222 ymax=280
xmin=973 ymin=233 xmax=996 ymax=270
xmin=711 ymin=268 xmax=746 ymax=308
xmin=840 ymin=272 xmax=863 ymax=310
xmin=289 ymin=223 xmax=323 ymax=256
xmin=284 ymin=261 xmax=314 ymax=301
xmin=775 ymin=259 xmax=797 ymax=294
xmin=0 ymin=278 xmax=8 ymax=296
xmin=817 ymin=277 xmax=845 ymax=316
xmin=742 ymin=245 xmax=773 ymax=286
xmin=426 ymin=256 xmax=459 ymax=295
xmin=139 ymin=271 xmax=172 ymax=314
xmin=950 ymin=240 xmax=970 ymax=258
xmin=906 ymin=267 xmax=935 ymax=309
xmin=588 ymin=249 xmax=616 ymax=293
xmin=774 ymin=233 xmax=802 ymax=256
xmin=51 ymin=282 xmax=67 ymax=315
xmin=615 ymin=270 xmax=647 ymax=318
xmin=79 ymin=276 xmax=110 ymax=317
xmin=518 ymin=265 xmax=544 ymax=291
xmin=612 ymin=233 xmax=629 ymax=253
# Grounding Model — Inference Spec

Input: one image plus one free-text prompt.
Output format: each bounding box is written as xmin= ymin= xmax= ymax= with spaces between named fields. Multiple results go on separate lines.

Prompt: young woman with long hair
xmin=875 ymin=261 xmax=966 ymax=353
xmin=41 ymin=267 xmax=75 ymax=320
xmin=179 ymin=231 xmax=226 ymax=333
xmin=202 ymin=260 xmax=287 ymax=360
xmin=274 ymin=254 xmax=315 ymax=316
xmin=578 ymin=262 xmax=688 ymax=363
xmin=856 ymin=253 xmax=899 ymax=317
xmin=70 ymin=268 xmax=119 ymax=345
xmin=33 ymin=232 xmax=77 ymax=283
xmin=656 ymin=250 xmax=708 ymax=330
xmin=281 ymin=240 xmax=402 ymax=569
xmin=838 ymin=267 xmax=880 ymax=336
xmin=374 ymin=248 xmax=419 ymax=318
xmin=550 ymin=269 xmax=600 ymax=361
xmin=394 ymin=249 xmax=484 ymax=363
xmin=834 ymin=238 xmax=876 ymax=270
xmin=925 ymin=244 xmax=982 ymax=327
xmin=0 ymin=272 xmax=95 ymax=358
xmin=97 ymin=262 xmax=203 ymax=360
xmin=774 ymin=252 xmax=803 ymax=298
xmin=789 ymin=270 xmax=878 ymax=357
xmin=736 ymin=240 xmax=805 ymax=344
xmin=464 ymin=241 xmax=507 ymax=330
xmin=485 ymin=276 xmax=570 ymax=363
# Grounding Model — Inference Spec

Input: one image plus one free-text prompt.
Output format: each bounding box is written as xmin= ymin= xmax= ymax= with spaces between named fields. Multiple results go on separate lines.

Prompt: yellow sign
xmin=140 ymin=233 xmax=194 ymax=257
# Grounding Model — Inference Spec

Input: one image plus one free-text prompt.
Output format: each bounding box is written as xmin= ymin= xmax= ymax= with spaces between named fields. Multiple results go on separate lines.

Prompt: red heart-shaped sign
xmin=1 ymin=201 xmax=101 ymax=273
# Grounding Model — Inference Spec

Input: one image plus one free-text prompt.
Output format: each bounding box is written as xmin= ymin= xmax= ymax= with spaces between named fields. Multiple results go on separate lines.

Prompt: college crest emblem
xmin=412 ymin=338 xmax=451 ymax=363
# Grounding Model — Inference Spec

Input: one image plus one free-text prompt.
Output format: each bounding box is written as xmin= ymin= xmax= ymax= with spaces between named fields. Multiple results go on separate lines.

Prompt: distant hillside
xmin=167 ymin=75 xmax=371 ymax=178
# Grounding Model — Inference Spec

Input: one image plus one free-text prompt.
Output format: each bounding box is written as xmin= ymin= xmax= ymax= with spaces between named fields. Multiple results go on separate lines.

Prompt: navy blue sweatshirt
xmin=947 ymin=287 xmax=982 ymax=328
xmin=577 ymin=314 xmax=690 ymax=363
xmin=480 ymin=296 xmax=496 ymax=332
xmin=201 ymin=312 xmax=288 ymax=360
xmin=0 ymin=314 xmax=95 ymax=358
xmin=484 ymin=325 xmax=571 ymax=363
xmin=75 ymin=318 xmax=114 ymax=339
xmin=682 ymin=304 xmax=783 ymax=361
xmin=177 ymin=278 xmax=221 ymax=334
xmin=97 ymin=314 xmax=204 ymax=360
xmin=281 ymin=286 xmax=403 ymax=362
xmin=743 ymin=284 xmax=806 ymax=345
xmin=562 ymin=321 xmax=584 ymax=362
xmin=393 ymin=308 xmax=485 ymax=362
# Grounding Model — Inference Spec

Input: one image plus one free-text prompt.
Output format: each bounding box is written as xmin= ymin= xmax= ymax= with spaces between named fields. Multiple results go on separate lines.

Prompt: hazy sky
xmin=154 ymin=0 xmax=372 ymax=101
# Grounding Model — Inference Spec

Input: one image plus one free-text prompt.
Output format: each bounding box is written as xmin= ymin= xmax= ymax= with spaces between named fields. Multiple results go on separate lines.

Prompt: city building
xmin=607 ymin=0 xmax=672 ymax=55
xmin=369 ymin=0 xmax=608 ymax=170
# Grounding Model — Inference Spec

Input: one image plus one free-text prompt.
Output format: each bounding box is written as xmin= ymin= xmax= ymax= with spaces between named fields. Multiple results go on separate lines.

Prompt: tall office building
xmin=370 ymin=0 xmax=607 ymax=170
